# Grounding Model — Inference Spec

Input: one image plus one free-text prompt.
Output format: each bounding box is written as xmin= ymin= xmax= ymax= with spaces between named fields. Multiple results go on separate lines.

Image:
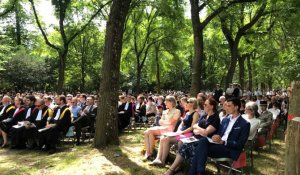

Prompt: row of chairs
xmin=63 ymin=125 xmax=95 ymax=146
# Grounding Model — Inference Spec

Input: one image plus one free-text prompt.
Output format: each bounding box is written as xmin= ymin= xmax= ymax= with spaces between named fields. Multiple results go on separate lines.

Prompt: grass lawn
xmin=0 ymin=127 xmax=285 ymax=175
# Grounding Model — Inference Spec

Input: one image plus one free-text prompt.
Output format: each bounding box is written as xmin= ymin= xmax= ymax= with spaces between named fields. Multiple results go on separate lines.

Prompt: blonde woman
xmin=143 ymin=96 xmax=181 ymax=161
xmin=150 ymin=98 xmax=199 ymax=166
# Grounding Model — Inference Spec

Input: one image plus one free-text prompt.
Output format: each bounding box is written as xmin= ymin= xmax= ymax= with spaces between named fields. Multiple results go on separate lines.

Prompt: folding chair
xmin=208 ymin=151 xmax=246 ymax=175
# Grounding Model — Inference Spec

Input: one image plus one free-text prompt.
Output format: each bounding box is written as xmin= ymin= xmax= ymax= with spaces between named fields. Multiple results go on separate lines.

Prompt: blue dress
xmin=178 ymin=113 xmax=220 ymax=164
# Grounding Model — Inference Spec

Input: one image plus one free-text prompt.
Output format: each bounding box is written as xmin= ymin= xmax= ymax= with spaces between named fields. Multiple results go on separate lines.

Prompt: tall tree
xmin=94 ymin=0 xmax=131 ymax=148
xmin=189 ymin=0 xmax=237 ymax=96
xmin=285 ymin=81 xmax=300 ymax=175
xmin=220 ymin=1 xmax=267 ymax=88
xmin=29 ymin=0 xmax=111 ymax=93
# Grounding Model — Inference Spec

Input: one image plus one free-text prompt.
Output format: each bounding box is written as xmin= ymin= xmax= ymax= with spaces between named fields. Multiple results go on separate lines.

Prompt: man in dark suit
xmin=73 ymin=95 xmax=97 ymax=145
xmin=189 ymin=98 xmax=250 ymax=175
xmin=118 ymin=95 xmax=133 ymax=132
xmin=39 ymin=95 xmax=71 ymax=154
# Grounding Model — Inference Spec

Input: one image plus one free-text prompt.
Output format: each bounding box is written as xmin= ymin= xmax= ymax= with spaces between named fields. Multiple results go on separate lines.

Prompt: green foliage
xmin=0 ymin=47 xmax=52 ymax=91
xmin=0 ymin=0 xmax=299 ymax=93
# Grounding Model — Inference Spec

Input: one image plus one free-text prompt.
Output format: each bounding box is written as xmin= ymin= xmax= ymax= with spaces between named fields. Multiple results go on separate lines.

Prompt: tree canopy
xmin=0 ymin=0 xmax=299 ymax=93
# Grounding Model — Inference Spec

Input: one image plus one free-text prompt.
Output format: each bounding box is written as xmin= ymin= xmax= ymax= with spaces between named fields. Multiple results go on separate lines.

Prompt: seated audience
xmin=150 ymin=97 xmax=199 ymax=166
xmin=219 ymin=101 xmax=229 ymax=123
xmin=73 ymin=96 xmax=97 ymax=145
xmin=23 ymin=98 xmax=52 ymax=148
xmin=243 ymin=101 xmax=260 ymax=140
xmin=39 ymin=95 xmax=71 ymax=153
xmin=153 ymin=105 xmax=163 ymax=126
xmin=188 ymin=98 xmax=250 ymax=175
xmin=118 ymin=95 xmax=133 ymax=131
xmin=162 ymin=98 xmax=220 ymax=175
xmin=0 ymin=96 xmax=25 ymax=147
xmin=143 ymin=96 xmax=181 ymax=161
xmin=258 ymin=100 xmax=273 ymax=136
xmin=135 ymin=95 xmax=146 ymax=123
xmin=0 ymin=96 xmax=15 ymax=122
xmin=70 ymin=97 xmax=81 ymax=121
xmin=10 ymin=95 xmax=37 ymax=149
xmin=146 ymin=96 xmax=157 ymax=125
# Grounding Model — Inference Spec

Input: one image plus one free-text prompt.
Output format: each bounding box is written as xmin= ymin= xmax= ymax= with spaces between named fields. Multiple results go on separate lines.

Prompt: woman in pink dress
xmin=143 ymin=96 xmax=181 ymax=161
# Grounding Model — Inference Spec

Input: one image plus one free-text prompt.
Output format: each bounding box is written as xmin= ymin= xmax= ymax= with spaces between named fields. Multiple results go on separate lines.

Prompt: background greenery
xmin=0 ymin=0 xmax=299 ymax=93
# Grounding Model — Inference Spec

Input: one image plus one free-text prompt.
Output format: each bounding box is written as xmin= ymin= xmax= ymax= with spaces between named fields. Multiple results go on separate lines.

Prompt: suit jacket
xmin=118 ymin=103 xmax=131 ymax=118
xmin=29 ymin=106 xmax=51 ymax=129
xmin=82 ymin=105 xmax=97 ymax=119
xmin=218 ymin=115 xmax=250 ymax=160
xmin=0 ymin=104 xmax=15 ymax=121
xmin=50 ymin=105 xmax=71 ymax=133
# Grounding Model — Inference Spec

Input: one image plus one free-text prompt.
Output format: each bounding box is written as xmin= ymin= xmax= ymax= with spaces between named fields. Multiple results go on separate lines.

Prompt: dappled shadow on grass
xmin=99 ymin=147 xmax=157 ymax=175
xmin=0 ymin=145 xmax=90 ymax=175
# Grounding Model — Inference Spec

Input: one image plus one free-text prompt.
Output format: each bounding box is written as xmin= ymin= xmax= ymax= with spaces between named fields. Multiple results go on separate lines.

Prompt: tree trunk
xmin=80 ymin=36 xmax=86 ymax=92
xmin=267 ymin=75 xmax=272 ymax=90
xmin=225 ymin=42 xmax=239 ymax=88
xmin=239 ymin=54 xmax=246 ymax=91
xmin=57 ymin=50 xmax=68 ymax=94
xmin=247 ymin=54 xmax=252 ymax=91
xmin=285 ymin=81 xmax=300 ymax=175
xmin=155 ymin=42 xmax=161 ymax=94
xmin=136 ymin=66 xmax=141 ymax=94
xmin=94 ymin=0 xmax=131 ymax=148
xmin=15 ymin=0 xmax=21 ymax=45
xmin=190 ymin=5 xmax=204 ymax=96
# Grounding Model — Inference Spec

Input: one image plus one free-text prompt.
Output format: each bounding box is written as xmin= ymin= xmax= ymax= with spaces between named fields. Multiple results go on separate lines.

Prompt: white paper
xmin=38 ymin=127 xmax=50 ymax=132
xmin=180 ymin=136 xmax=199 ymax=143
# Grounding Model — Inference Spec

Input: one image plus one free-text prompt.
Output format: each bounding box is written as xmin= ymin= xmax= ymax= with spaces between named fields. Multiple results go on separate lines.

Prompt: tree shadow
xmin=99 ymin=146 xmax=161 ymax=175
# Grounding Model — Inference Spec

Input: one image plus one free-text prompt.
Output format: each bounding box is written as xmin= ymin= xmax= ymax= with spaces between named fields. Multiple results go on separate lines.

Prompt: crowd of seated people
xmin=0 ymin=92 xmax=98 ymax=154
xmin=0 ymin=86 xmax=288 ymax=169
xmin=130 ymin=88 xmax=288 ymax=174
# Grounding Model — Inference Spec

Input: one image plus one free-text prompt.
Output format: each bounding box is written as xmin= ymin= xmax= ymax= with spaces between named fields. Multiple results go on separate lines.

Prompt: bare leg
xmin=163 ymin=153 xmax=184 ymax=175
xmin=161 ymin=136 xmax=177 ymax=164
xmin=177 ymin=140 xmax=183 ymax=149
xmin=155 ymin=136 xmax=166 ymax=161
xmin=144 ymin=130 xmax=151 ymax=157
xmin=144 ymin=128 xmax=161 ymax=157
xmin=148 ymin=129 xmax=161 ymax=155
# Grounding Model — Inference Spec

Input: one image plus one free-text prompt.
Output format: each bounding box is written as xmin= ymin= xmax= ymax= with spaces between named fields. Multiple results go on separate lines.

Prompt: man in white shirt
xmin=189 ymin=98 xmax=250 ymax=175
